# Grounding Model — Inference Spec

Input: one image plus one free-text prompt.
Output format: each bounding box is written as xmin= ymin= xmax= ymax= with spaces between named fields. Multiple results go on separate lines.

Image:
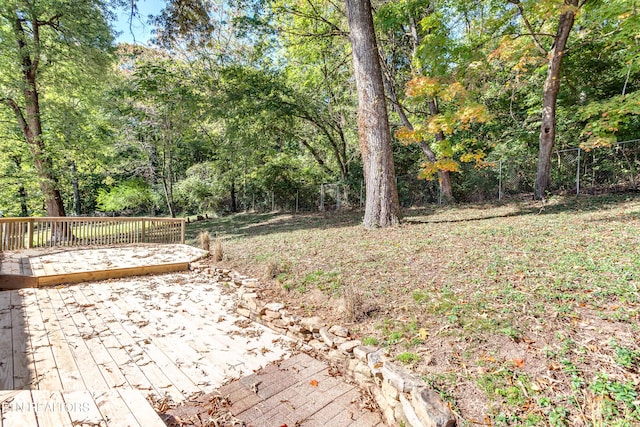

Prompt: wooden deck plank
xmin=91 ymin=282 xmax=228 ymax=389
xmin=94 ymin=390 xmax=142 ymax=427
xmin=71 ymin=286 xmax=155 ymax=393
xmin=0 ymin=274 xmax=37 ymax=290
xmin=116 ymin=389 xmax=166 ymax=427
xmin=11 ymin=290 xmax=36 ymax=389
xmin=20 ymin=289 xmax=63 ymax=390
xmin=30 ymin=390 xmax=73 ymax=427
xmin=146 ymin=283 xmax=254 ymax=374
xmin=56 ymin=287 xmax=130 ymax=390
xmin=83 ymin=285 xmax=198 ymax=400
xmin=36 ymin=263 xmax=189 ymax=288
xmin=0 ymin=292 xmax=14 ymax=389
xmin=83 ymin=291 xmax=202 ymax=399
xmin=35 ymin=290 xmax=86 ymax=391
xmin=45 ymin=288 xmax=110 ymax=391
xmin=61 ymin=391 xmax=107 ymax=427
xmin=0 ymin=390 xmax=38 ymax=426
xmin=149 ymin=277 xmax=289 ymax=375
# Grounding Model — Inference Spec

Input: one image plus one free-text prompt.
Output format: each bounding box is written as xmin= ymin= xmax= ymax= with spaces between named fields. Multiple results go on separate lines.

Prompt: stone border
xmin=190 ymin=262 xmax=456 ymax=427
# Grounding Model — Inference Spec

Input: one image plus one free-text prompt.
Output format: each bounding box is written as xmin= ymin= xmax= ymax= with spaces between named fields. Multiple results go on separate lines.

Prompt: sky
xmin=113 ymin=0 xmax=167 ymax=45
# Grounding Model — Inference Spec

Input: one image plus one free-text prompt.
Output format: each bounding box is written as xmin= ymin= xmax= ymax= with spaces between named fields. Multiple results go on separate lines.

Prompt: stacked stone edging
xmin=190 ymin=263 xmax=456 ymax=427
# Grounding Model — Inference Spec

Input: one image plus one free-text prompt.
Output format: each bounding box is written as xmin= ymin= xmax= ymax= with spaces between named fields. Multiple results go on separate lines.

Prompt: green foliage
xmin=174 ymin=163 xmax=226 ymax=214
xmin=396 ymin=352 xmax=420 ymax=365
xmin=96 ymin=179 xmax=155 ymax=213
xmin=362 ymin=337 xmax=379 ymax=346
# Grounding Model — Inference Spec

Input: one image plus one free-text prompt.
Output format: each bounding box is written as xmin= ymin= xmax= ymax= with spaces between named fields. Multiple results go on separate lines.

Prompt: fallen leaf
xmin=373 ymin=362 xmax=383 ymax=369
xmin=309 ymin=379 xmax=318 ymax=387
xmin=418 ymin=328 xmax=429 ymax=340
xmin=513 ymin=358 xmax=525 ymax=368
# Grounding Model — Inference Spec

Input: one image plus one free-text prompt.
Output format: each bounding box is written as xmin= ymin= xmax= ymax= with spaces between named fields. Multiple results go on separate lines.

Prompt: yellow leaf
xmin=309 ymin=379 xmax=318 ymax=387
xmin=419 ymin=328 xmax=429 ymax=340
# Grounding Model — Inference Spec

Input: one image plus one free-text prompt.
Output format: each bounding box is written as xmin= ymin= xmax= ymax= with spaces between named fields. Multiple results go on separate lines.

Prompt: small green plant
xmin=396 ymin=352 xmax=420 ymax=364
xmin=386 ymin=331 xmax=404 ymax=345
xmin=282 ymin=282 xmax=294 ymax=292
xmin=412 ymin=290 xmax=429 ymax=304
xmin=548 ymin=406 xmax=569 ymax=427
xmin=589 ymin=373 xmax=640 ymax=422
xmin=362 ymin=336 xmax=379 ymax=346
xmin=611 ymin=340 xmax=640 ymax=368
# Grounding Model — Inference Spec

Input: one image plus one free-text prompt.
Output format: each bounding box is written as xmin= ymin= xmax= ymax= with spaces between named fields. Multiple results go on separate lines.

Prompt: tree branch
xmin=0 ymin=97 xmax=29 ymax=139
xmin=508 ymin=0 xmax=549 ymax=56
xmin=36 ymin=13 xmax=62 ymax=28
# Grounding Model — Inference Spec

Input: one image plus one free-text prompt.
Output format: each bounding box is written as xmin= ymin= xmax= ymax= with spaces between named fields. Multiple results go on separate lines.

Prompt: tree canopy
xmin=0 ymin=0 xmax=637 ymax=219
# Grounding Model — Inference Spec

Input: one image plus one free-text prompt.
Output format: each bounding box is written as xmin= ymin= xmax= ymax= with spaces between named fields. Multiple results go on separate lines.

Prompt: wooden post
xmin=141 ymin=219 xmax=146 ymax=243
xmin=180 ymin=219 xmax=186 ymax=244
xmin=27 ymin=219 xmax=34 ymax=249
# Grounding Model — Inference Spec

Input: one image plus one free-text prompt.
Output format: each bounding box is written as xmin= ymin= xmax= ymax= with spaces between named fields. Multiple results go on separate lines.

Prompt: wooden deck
xmin=0 ymin=244 xmax=208 ymax=289
xmin=0 ymin=271 xmax=293 ymax=426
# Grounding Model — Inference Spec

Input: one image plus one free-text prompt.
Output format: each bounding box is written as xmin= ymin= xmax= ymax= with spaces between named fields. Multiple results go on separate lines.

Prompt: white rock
xmin=264 ymin=302 xmax=285 ymax=312
xmin=328 ymin=325 xmax=350 ymax=338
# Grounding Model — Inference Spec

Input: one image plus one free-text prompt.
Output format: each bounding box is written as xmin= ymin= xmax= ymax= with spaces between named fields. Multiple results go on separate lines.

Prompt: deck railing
xmin=0 ymin=217 xmax=186 ymax=252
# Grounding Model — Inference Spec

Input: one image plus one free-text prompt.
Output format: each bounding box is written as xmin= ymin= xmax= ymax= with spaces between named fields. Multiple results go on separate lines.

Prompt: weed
xmin=412 ymin=290 xmax=429 ymax=304
xmin=212 ymin=238 xmax=224 ymax=261
xmin=343 ymin=284 xmax=363 ymax=322
xmin=264 ymin=260 xmax=280 ymax=279
xmin=396 ymin=352 xmax=420 ymax=365
xmin=362 ymin=337 xmax=379 ymax=346
xmin=610 ymin=340 xmax=640 ymax=369
xmin=548 ymin=406 xmax=569 ymax=427
xmin=198 ymin=231 xmax=211 ymax=251
xmin=385 ymin=331 xmax=404 ymax=346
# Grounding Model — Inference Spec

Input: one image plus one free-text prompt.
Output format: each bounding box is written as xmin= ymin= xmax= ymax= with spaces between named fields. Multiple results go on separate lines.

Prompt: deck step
xmin=0 ymin=389 xmax=166 ymax=427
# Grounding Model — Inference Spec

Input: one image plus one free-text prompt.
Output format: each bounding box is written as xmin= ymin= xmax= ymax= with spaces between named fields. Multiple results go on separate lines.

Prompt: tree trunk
xmin=534 ymin=1 xmax=578 ymax=199
xmin=380 ymin=52 xmax=454 ymax=203
xmin=230 ymin=181 xmax=237 ymax=212
xmin=427 ymin=100 xmax=454 ymax=203
xmin=18 ymin=185 xmax=28 ymax=217
xmin=346 ymin=0 xmax=401 ymax=228
xmin=9 ymin=13 xmax=66 ymax=217
xmin=70 ymin=161 xmax=81 ymax=215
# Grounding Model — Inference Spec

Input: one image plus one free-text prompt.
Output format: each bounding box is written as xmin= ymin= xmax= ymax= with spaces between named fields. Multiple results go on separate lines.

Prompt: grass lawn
xmin=186 ymin=194 xmax=640 ymax=426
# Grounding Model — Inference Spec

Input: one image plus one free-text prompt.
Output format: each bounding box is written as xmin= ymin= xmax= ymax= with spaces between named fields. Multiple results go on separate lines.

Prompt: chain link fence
xmin=497 ymin=138 xmax=640 ymax=200
xmin=232 ymin=139 xmax=640 ymax=212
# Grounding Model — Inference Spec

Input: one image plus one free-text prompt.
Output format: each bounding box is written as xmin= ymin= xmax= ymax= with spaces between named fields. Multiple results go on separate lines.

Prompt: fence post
xmin=498 ymin=160 xmax=503 ymax=201
xmin=180 ymin=219 xmax=186 ymax=244
xmin=141 ymin=219 xmax=146 ymax=243
xmin=27 ymin=219 xmax=34 ymax=249
xmin=320 ymin=184 xmax=325 ymax=211
xmin=271 ymin=191 xmax=275 ymax=211
xmin=576 ymin=147 xmax=581 ymax=195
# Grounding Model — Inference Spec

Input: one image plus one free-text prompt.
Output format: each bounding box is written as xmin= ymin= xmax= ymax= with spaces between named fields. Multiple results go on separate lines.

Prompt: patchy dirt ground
xmin=188 ymin=194 xmax=640 ymax=426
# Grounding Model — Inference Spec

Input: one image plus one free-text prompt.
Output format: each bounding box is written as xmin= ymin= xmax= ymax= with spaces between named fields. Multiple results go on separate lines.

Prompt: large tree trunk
xmin=534 ymin=1 xmax=579 ymax=199
xmin=346 ymin=0 xmax=401 ymax=228
xmin=6 ymin=13 xmax=66 ymax=217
